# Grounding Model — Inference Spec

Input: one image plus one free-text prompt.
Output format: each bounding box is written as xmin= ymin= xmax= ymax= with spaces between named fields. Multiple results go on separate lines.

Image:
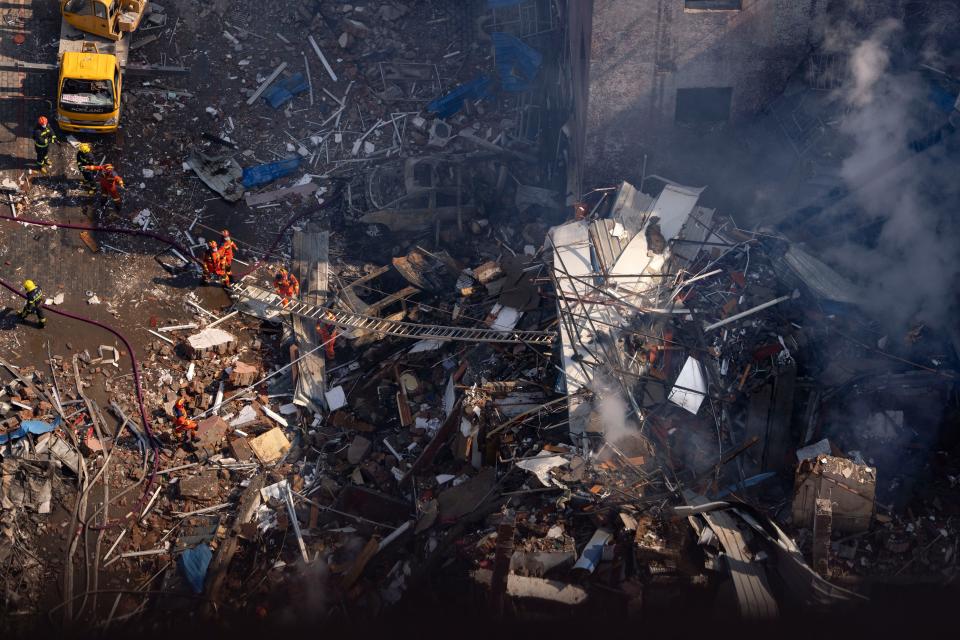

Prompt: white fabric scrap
xmin=516 ymin=452 xmax=568 ymax=487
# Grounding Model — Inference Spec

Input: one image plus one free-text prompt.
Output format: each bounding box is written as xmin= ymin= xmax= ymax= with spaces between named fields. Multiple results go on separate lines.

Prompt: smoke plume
xmin=815 ymin=12 xmax=960 ymax=331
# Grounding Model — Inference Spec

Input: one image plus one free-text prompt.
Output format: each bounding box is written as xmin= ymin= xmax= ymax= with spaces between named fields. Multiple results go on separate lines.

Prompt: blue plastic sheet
xmin=242 ymin=156 xmax=301 ymax=188
xmin=427 ymin=75 xmax=492 ymax=119
xmin=178 ymin=544 xmax=213 ymax=594
xmin=492 ymin=32 xmax=542 ymax=93
xmin=264 ymin=73 xmax=310 ymax=109
xmin=0 ymin=416 xmax=61 ymax=445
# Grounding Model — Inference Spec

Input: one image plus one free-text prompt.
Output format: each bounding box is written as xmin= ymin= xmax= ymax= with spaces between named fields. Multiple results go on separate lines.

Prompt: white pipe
xmin=704 ymin=294 xmax=793 ymax=332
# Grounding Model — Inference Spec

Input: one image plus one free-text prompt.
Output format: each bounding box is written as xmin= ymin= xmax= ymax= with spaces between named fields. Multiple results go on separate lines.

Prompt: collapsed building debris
xmin=0 ymin=0 xmax=958 ymax=634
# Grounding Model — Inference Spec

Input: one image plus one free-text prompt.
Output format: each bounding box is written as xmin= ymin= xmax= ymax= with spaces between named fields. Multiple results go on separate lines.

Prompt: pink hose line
xmin=0 ymin=200 xmax=328 ymax=277
xmin=0 ymin=277 xmax=159 ymax=527
xmin=0 ymin=213 xmax=200 ymax=265
xmin=0 ymin=201 xmax=332 ymax=521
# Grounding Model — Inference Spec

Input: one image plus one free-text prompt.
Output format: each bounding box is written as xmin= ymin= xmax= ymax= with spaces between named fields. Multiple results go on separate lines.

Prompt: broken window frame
xmin=59 ymin=77 xmax=116 ymax=112
xmin=64 ymin=0 xmax=94 ymax=15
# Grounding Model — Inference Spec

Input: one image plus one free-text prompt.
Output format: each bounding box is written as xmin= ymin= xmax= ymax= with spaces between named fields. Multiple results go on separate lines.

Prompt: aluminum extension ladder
xmin=230 ymin=282 xmax=556 ymax=346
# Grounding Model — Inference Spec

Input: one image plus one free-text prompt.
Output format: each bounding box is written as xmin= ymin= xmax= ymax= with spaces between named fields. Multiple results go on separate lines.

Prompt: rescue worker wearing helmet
xmin=219 ymin=230 xmax=237 ymax=287
xmin=202 ymin=241 xmax=224 ymax=284
xmin=32 ymin=116 xmax=58 ymax=174
xmin=18 ymin=280 xmax=46 ymax=328
xmin=273 ymin=267 xmax=299 ymax=307
xmin=82 ymin=163 xmax=125 ymax=211
xmin=172 ymin=395 xmax=198 ymax=440
xmin=75 ymin=143 xmax=97 ymax=194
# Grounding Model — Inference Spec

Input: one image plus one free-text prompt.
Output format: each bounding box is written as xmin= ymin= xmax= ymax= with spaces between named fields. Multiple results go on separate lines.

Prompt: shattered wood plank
xmin=244 ymin=183 xmax=320 ymax=207
xmin=471 ymin=569 xmax=588 ymax=605
xmin=686 ymin=494 xmax=778 ymax=620
xmin=292 ymin=231 xmax=329 ymax=413
xmin=401 ymin=401 xmax=460 ymax=486
xmin=79 ymin=231 xmax=99 ymax=253
xmin=765 ymin=362 xmax=797 ymax=472
xmin=246 ymin=62 xmax=288 ymax=106
xmin=342 ymin=537 xmax=379 ymax=589
xmin=743 ymin=383 xmax=773 ymax=477
xmin=363 ymin=285 xmax=420 ymax=316
xmin=340 ymin=265 xmax=390 ymax=291
xmin=205 ymin=474 xmax=264 ymax=611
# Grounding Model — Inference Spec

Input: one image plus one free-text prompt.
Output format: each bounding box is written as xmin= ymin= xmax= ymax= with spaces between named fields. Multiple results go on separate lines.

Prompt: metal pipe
xmin=703 ymin=294 xmax=794 ymax=332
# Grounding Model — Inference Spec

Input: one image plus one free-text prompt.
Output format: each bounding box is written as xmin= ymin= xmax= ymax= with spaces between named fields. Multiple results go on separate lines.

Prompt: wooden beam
xmin=307 ymin=35 xmax=337 ymax=82
xmin=246 ymin=62 xmax=288 ymax=106
xmin=204 ymin=474 xmax=265 ymax=613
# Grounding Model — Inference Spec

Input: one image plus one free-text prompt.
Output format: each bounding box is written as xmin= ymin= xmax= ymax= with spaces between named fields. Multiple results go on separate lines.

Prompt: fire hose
xmin=0 ymin=192 xmax=337 ymax=518
xmin=0 ymin=190 xmax=333 ymax=277
xmin=0 ymin=275 xmax=160 ymax=524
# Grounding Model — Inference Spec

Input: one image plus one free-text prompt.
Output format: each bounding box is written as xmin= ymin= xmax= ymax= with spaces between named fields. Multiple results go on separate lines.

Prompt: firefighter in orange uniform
xmin=219 ymin=230 xmax=237 ymax=286
xmin=202 ymin=241 xmax=224 ymax=284
xmin=317 ymin=311 xmax=338 ymax=360
xmin=273 ymin=267 xmax=299 ymax=306
xmin=173 ymin=396 xmax=198 ymax=440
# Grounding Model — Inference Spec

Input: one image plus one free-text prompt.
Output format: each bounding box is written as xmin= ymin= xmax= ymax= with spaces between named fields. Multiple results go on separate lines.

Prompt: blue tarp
xmin=0 ymin=416 xmax=61 ymax=445
xmin=242 ymin=156 xmax=301 ymax=188
xmin=427 ymin=75 xmax=493 ymax=119
xmin=264 ymin=73 xmax=310 ymax=109
xmin=492 ymin=32 xmax=543 ymax=93
xmin=178 ymin=544 xmax=213 ymax=594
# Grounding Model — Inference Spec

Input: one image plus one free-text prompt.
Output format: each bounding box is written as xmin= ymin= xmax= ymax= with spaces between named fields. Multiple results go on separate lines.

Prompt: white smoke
xmin=845 ymin=19 xmax=900 ymax=108
xmin=595 ymin=378 xmax=636 ymax=445
xmin=815 ymin=14 xmax=960 ymax=330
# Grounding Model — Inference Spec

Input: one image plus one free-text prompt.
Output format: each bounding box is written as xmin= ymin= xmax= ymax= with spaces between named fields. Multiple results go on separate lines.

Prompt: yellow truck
xmin=56 ymin=1 xmax=148 ymax=133
xmin=60 ymin=0 xmax=149 ymax=41
xmin=57 ymin=42 xmax=123 ymax=133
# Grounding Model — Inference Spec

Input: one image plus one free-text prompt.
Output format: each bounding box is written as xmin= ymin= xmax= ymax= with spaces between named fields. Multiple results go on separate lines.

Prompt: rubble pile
xmin=1 ymin=0 xmax=959 ymax=633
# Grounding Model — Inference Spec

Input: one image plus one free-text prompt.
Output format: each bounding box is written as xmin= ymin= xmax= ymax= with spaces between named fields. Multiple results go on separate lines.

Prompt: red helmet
xmin=37 ymin=116 xmax=48 ymax=126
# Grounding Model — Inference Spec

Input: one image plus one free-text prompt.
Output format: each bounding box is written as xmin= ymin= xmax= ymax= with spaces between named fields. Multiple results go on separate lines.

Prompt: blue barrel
xmin=242 ymin=156 xmax=301 ymax=188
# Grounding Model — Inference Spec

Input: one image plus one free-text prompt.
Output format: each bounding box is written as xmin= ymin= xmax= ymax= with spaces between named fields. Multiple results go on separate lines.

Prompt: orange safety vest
xmin=318 ymin=323 xmax=337 ymax=358
xmin=221 ymin=238 xmax=237 ymax=263
xmin=274 ymin=272 xmax=299 ymax=297
xmin=204 ymin=249 xmax=224 ymax=276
